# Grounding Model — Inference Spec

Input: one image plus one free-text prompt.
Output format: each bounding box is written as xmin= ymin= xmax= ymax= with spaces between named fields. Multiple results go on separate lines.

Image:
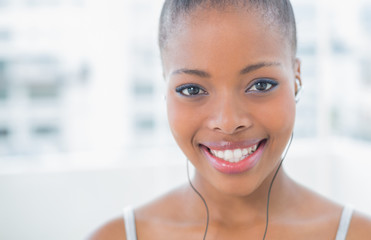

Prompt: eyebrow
xmin=171 ymin=69 xmax=211 ymax=78
xmin=240 ymin=61 xmax=281 ymax=75
xmin=171 ymin=61 xmax=281 ymax=78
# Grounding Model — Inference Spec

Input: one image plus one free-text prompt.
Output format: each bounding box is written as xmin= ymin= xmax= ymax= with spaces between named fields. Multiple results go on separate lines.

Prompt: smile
xmin=200 ymin=139 xmax=267 ymax=174
xmin=209 ymin=144 xmax=258 ymax=163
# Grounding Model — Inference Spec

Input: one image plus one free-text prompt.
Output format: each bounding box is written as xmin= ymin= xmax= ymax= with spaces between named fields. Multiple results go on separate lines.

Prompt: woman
xmin=90 ymin=0 xmax=371 ymax=239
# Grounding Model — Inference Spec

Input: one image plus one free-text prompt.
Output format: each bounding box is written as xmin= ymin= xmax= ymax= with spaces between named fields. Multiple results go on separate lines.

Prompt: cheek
xmin=166 ymin=94 xmax=198 ymax=149
xmin=262 ymin=98 xmax=295 ymax=131
xmin=254 ymin=88 xmax=296 ymax=161
xmin=167 ymin=100 xmax=183 ymax=141
xmin=167 ymin=95 xmax=181 ymax=138
xmin=254 ymin=84 xmax=296 ymax=133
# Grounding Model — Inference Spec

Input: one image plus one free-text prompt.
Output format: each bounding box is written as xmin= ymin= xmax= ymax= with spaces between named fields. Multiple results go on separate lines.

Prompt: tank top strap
xmin=122 ymin=205 xmax=353 ymax=240
xmin=123 ymin=206 xmax=138 ymax=240
xmin=335 ymin=205 xmax=354 ymax=240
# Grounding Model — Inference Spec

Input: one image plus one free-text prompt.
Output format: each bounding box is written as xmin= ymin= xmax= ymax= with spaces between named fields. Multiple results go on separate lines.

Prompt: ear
xmin=294 ymin=58 xmax=302 ymax=94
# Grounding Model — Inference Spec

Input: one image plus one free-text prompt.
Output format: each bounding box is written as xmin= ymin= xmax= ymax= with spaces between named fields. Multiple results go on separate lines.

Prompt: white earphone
xmin=295 ymin=78 xmax=302 ymax=103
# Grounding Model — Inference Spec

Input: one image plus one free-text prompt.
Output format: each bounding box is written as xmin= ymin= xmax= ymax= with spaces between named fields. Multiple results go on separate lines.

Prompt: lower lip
xmin=201 ymin=140 xmax=266 ymax=174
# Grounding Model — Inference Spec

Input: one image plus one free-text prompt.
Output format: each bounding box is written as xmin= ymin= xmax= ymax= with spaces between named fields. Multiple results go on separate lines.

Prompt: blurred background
xmin=0 ymin=0 xmax=370 ymax=239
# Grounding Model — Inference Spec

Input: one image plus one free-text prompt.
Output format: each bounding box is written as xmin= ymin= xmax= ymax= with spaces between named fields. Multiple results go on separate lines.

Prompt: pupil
xmin=188 ymin=87 xmax=199 ymax=95
xmin=256 ymin=82 xmax=267 ymax=91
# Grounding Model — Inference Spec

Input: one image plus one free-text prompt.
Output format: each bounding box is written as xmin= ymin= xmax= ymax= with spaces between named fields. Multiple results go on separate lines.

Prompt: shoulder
xmin=136 ymin=184 xmax=189 ymax=217
xmin=347 ymin=210 xmax=371 ymax=240
xmin=87 ymin=185 xmax=188 ymax=240
xmin=87 ymin=217 xmax=126 ymax=240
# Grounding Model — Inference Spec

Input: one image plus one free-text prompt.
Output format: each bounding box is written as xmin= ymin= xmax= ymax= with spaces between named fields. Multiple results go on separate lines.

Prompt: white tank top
xmin=123 ymin=205 xmax=354 ymax=240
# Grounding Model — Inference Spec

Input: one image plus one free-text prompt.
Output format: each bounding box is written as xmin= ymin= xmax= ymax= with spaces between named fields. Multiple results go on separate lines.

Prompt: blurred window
xmin=331 ymin=38 xmax=349 ymax=55
xmin=0 ymin=127 xmax=9 ymax=139
xmin=361 ymin=59 xmax=371 ymax=86
xmin=28 ymin=83 xmax=59 ymax=99
xmin=361 ymin=4 xmax=371 ymax=35
xmin=32 ymin=125 xmax=58 ymax=137
xmin=26 ymin=0 xmax=61 ymax=7
xmin=0 ymin=61 xmax=7 ymax=101
xmin=132 ymin=80 xmax=154 ymax=98
xmin=0 ymin=0 xmax=10 ymax=7
xmin=0 ymin=29 xmax=11 ymax=41
xmin=298 ymin=42 xmax=317 ymax=56
xmin=0 ymin=87 xmax=7 ymax=100
xmin=134 ymin=115 xmax=155 ymax=133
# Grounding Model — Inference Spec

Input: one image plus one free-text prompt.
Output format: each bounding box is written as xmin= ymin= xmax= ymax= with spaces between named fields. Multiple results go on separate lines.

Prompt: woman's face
xmin=162 ymin=8 xmax=301 ymax=196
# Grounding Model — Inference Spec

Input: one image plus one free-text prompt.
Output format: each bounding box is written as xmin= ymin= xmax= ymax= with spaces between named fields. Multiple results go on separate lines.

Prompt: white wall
xmin=0 ymin=164 xmax=186 ymax=240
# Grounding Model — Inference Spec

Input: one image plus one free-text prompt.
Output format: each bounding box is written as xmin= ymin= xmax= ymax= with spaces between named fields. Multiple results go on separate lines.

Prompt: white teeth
xmin=252 ymin=144 xmax=257 ymax=151
xmin=233 ymin=149 xmax=242 ymax=159
xmin=248 ymin=147 xmax=253 ymax=154
xmin=224 ymin=150 xmax=233 ymax=160
xmin=208 ymin=143 xmax=259 ymax=163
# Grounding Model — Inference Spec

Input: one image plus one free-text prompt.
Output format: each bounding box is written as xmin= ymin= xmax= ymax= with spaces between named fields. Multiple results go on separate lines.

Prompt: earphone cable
xmin=262 ymin=132 xmax=294 ymax=240
xmin=187 ymin=159 xmax=210 ymax=240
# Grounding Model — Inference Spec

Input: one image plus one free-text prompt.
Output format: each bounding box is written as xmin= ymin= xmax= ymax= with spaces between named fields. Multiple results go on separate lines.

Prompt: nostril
xmin=236 ymin=125 xmax=245 ymax=131
xmin=212 ymin=125 xmax=246 ymax=134
xmin=208 ymin=108 xmax=253 ymax=134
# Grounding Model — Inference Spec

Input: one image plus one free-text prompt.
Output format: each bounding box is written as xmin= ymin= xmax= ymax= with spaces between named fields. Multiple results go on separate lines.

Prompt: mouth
xmin=199 ymin=139 xmax=267 ymax=174
xmin=208 ymin=141 xmax=262 ymax=163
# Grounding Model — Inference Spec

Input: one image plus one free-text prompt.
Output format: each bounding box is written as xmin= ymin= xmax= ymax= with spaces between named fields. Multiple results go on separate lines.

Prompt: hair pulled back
xmin=159 ymin=0 xmax=297 ymax=55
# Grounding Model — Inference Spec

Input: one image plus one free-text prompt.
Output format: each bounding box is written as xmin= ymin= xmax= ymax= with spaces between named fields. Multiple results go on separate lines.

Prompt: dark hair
xmin=159 ymin=0 xmax=297 ymax=56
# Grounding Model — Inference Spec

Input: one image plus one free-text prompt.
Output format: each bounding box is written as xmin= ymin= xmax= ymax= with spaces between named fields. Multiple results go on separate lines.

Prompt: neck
xmin=188 ymin=167 xmax=295 ymax=225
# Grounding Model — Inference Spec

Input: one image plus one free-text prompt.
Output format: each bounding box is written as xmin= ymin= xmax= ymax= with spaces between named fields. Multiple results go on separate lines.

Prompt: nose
xmin=207 ymin=95 xmax=253 ymax=135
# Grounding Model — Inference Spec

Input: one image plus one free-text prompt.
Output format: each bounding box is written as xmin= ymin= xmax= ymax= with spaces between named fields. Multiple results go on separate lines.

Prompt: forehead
xmin=162 ymin=8 xmax=292 ymax=76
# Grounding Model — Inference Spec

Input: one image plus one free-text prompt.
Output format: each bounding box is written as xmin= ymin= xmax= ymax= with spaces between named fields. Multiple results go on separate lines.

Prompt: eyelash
xmin=175 ymin=84 xmax=207 ymax=97
xmin=246 ymin=79 xmax=278 ymax=93
xmin=175 ymin=79 xmax=278 ymax=97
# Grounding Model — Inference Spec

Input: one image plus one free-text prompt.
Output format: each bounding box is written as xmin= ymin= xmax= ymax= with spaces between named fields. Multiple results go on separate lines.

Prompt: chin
xmin=200 ymin=167 xmax=265 ymax=197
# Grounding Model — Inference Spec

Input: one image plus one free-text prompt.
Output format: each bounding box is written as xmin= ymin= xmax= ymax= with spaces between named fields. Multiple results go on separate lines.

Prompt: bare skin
xmin=89 ymin=7 xmax=371 ymax=240
xmin=89 ymin=176 xmax=371 ymax=240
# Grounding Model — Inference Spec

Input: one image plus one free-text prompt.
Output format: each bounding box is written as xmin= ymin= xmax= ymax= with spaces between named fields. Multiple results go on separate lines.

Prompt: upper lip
xmin=200 ymin=139 xmax=265 ymax=151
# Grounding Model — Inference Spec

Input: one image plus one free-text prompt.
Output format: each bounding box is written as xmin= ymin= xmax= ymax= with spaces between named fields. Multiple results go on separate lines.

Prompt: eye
xmin=175 ymin=84 xmax=207 ymax=96
xmin=247 ymin=79 xmax=278 ymax=93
